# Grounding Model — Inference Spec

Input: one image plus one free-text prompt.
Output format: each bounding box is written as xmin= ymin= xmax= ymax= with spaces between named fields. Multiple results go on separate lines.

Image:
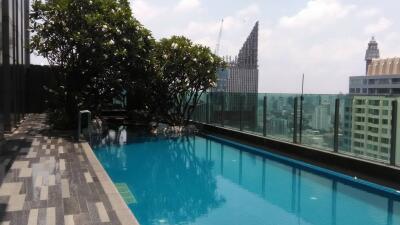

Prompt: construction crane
xmin=214 ymin=19 xmax=224 ymax=55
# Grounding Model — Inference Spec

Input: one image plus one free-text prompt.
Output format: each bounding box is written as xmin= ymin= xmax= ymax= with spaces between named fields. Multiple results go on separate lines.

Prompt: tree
xmin=30 ymin=0 xmax=154 ymax=128
xmin=153 ymin=36 xmax=225 ymax=125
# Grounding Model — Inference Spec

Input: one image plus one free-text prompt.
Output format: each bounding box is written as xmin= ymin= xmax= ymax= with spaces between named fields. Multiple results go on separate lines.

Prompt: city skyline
xmin=30 ymin=0 xmax=400 ymax=94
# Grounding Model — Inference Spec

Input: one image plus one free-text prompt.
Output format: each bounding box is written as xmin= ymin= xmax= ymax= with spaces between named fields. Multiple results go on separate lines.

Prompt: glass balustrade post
xmin=221 ymin=93 xmax=225 ymax=127
xmin=240 ymin=94 xmax=244 ymax=131
xmin=390 ymin=100 xmax=398 ymax=166
xmin=334 ymin=98 xmax=340 ymax=152
xmin=299 ymin=96 xmax=304 ymax=144
xmin=263 ymin=95 xmax=267 ymax=137
xmin=206 ymin=93 xmax=210 ymax=124
xmin=293 ymin=97 xmax=298 ymax=144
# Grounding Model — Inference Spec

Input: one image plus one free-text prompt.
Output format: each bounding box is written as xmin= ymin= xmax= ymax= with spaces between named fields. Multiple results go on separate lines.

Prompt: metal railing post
xmin=263 ymin=95 xmax=267 ymax=137
xmin=390 ymin=100 xmax=398 ymax=166
xmin=206 ymin=94 xmax=210 ymax=124
xmin=293 ymin=97 xmax=298 ymax=144
xmin=299 ymin=96 xmax=304 ymax=144
xmin=334 ymin=98 xmax=340 ymax=152
xmin=240 ymin=94 xmax=243 ymax=131
xmin=221 ymin=93 xmax=225 ymax=127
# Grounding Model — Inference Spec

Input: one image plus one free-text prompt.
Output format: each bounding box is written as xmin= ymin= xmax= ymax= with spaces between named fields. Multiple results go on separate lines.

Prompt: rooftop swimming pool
xmin=93 ymin=134 xmax=400 ymax=225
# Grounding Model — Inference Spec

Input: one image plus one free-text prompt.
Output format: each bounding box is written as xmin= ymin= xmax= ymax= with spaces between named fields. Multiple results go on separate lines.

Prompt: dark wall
xmin=1 ymin=0 xmax=30 ymax=133
xmin=25 ymin=65 xmax=58 ymax=113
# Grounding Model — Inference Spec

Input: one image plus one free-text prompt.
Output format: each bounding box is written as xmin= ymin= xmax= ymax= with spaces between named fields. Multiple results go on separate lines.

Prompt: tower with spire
xmin=365 ymin=37 xmax=380 ymax=75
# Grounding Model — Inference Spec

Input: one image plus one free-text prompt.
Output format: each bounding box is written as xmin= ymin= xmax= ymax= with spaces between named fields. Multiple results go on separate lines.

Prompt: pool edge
xmin=204 ymin=134 xmax=400 ymax=197
xmin=196 ymin=122 xmax=400 ymax=191
xmin=81 ymin=142 xmax=140 ymax=225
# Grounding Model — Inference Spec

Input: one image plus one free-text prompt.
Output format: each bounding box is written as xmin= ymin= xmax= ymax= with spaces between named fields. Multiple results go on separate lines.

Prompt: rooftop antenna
xmin=299 ymin=74 xmax=304 ymax=144
xmin=214 ymin=19 xmax=224 ymax=55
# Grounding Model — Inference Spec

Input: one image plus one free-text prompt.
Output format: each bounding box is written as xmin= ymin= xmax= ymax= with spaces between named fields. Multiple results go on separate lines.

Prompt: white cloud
xmin=357 ymin=8 xmax=380 ymax=18
xmin=238 ymin=4 xmax=260 ymax=19
xmin=279 ymin=0 xmax=356 ymax=29
xmin=130 ymin=0 xmax=165 ymax=20
xmin=364 ymin=17 xmax=392 ymax=34
xmin=174 ymin=0 xmax=201 ymax=12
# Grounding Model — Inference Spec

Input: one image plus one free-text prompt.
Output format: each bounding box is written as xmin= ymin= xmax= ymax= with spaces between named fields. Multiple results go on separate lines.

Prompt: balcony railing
xmin=192 ymin=92 xmax=400 ymax=167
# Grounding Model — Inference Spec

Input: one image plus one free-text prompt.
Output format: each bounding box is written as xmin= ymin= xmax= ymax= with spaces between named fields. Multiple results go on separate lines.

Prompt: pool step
xmin=115 ymin=183 xmax=137 ymax=205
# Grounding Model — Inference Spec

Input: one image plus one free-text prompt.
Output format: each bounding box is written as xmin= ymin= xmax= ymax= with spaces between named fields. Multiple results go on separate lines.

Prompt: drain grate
xmin=115 ymin=183 xmax=137 ymax=205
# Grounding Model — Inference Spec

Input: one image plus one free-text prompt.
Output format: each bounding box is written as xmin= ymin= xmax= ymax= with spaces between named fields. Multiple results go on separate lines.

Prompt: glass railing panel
xmin=242 ymin=93 xmax=263 ymax=135
xmin=192 ymin=93 xmax=207 ymax=123
xmin=300 ymin=94 xmax=336 ymax=151
xmin=338 ymin=95 xmax=353 ymax=155
xmin=193 ymin=92 xmax=400 ymax=167
xmin=223 ymin=92 xmax=241 ymax=130
xmin=209 ymin=92 xmax=223 ymax=126
xmin=265 ymin=93 xmax=297 ymax=143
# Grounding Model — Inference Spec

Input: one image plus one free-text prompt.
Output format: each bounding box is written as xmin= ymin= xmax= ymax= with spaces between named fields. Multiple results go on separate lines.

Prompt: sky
xmin=31 ymin=0 xmax=400 ymax=94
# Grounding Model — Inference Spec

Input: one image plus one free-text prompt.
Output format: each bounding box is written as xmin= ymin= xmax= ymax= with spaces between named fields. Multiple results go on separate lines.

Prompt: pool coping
xmin=81 ymin=142 xmax=140 ymax=225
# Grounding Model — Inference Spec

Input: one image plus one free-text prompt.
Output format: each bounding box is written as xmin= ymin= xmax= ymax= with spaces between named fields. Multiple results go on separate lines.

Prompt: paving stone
xmin=19 ymin=168 xmax=33 ymax=178
xmin=28 ymin=208 xmax=39 ymax=225
xmin=0 ymin=115 xmax=129 ymax=225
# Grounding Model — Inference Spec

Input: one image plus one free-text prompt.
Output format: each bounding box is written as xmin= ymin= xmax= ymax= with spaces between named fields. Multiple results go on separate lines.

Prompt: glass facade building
xmin=0 ymin=0 xmax=30 ymax=138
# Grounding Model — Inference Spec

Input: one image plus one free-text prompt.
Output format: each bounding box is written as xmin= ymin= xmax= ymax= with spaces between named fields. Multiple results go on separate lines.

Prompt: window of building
xmin=368 ymin=109 xmax=380 ymax=116
xmin=354 ymin=142 xmax=364 ymax=148
xmin=355 ymin=117 xmax=365 ymax=122
xmin=378 ymin=79 xmax=389 ymax=84
xmin=368 ymin=100 xmax=380 ymax=106
xmin=355 ymin=125 xmax=364 ymax=130
xmin=354 ymin=133 xmax=364 ymax=139
xmin=355 ymin=99 xmax=365 ymax=105
xmin=355 ymin=108 xmax=365 ymax=114
xmin=382 ymin=101 xmax=389 ymax=106
xmin=377 ymin=88 xmax=390 ymax=94
xmin=392 ymin=78 xmax=400 ymax=84
xmin=380 ymin=147 xmax=389 ymax=154
xmin=381 ymin=138 xmax=390 ymax=144
xmin=367 ymin=135 xmax=378 ymax=142
xmin=368 ymin=126 xmax=379 ymax=133
xmin=368 ymin=118 xmax=379 ymax=124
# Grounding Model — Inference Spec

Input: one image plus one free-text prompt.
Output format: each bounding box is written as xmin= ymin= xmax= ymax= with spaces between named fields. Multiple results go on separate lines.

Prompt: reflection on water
xmin=94 ymin=134 xmax=400 ymax=225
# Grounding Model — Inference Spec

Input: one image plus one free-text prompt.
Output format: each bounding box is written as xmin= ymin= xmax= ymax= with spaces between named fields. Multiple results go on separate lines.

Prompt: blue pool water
xmin=93 ymin=134 xmax=400 ymax=225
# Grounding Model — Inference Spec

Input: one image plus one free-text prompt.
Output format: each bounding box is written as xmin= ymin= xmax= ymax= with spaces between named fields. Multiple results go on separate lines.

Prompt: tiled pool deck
xmin=0 ymin=115 xmax=137 ymax=225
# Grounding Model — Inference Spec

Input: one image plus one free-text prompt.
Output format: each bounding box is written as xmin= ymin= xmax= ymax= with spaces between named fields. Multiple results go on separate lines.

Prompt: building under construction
xmin=213 ymin=21 xmax=259 ymax=93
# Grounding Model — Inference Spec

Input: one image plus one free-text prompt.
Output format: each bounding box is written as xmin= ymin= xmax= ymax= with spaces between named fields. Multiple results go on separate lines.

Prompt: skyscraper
xmin=365 ymin=37 xmax=380 ymax=74
xmin=214 ymin=22 xmax=259 ymax=93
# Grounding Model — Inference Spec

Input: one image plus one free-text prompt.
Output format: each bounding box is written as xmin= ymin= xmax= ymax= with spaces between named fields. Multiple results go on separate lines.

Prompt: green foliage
xmin=30 ymin=0 xmax=154 ymax=128
xmin=31 ymin=1 xmax=224 ymax=127
xmin=153 ymin=36 xmax=225 ymax=125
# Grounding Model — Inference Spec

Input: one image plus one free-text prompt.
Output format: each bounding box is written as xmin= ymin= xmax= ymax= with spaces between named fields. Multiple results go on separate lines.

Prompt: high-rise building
xmin=350 ymin=96 xmax=400 ymax=162
xmin=349 ymin=37 xmax=400 ymax=95
xmin=0 ymin=0 xmax=30 ymax=138
xmin=214 ymin=22 xmax=259 ymax=93
xmin=311 ymin=105 xmax=331 ymax=131
xmin=346 ymin=38 xmax=400 ymax=162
